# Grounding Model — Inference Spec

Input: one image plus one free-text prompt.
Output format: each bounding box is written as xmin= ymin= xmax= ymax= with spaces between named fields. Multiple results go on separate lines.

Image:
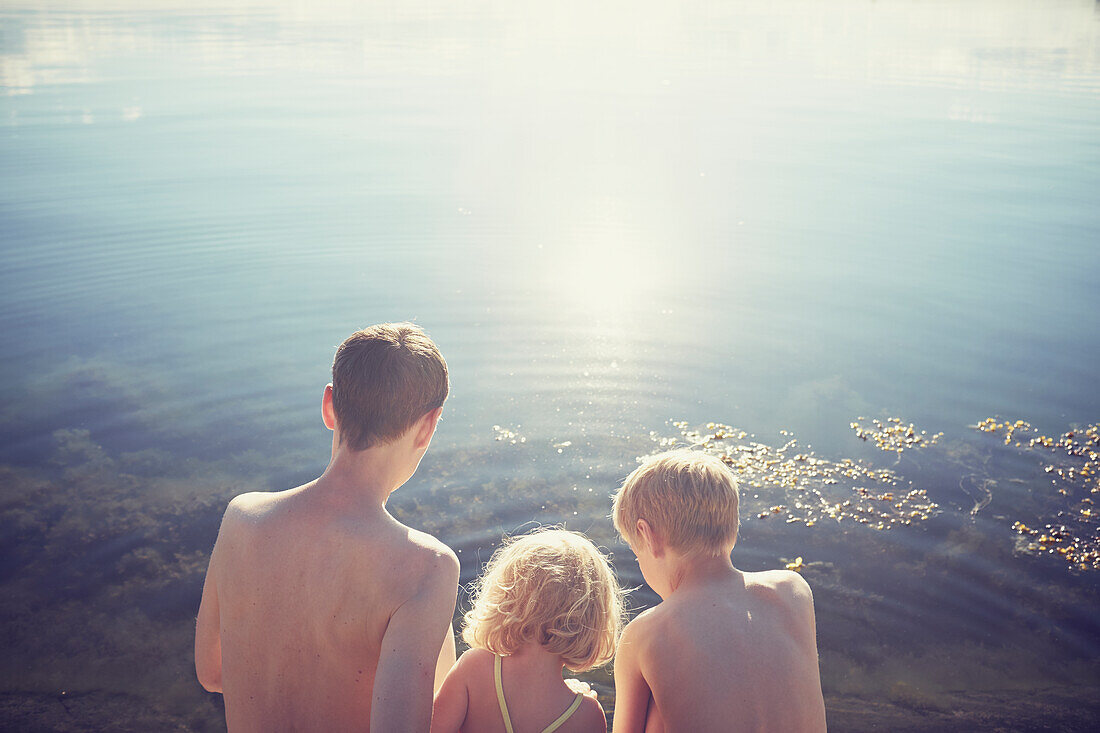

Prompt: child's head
xmin=330 ymin=322 xmax=449 ymax=451
xmin=613 ymin=449 xmax=740 ymax=557
xmin=462 ymin=528 xmax=623 ymax=672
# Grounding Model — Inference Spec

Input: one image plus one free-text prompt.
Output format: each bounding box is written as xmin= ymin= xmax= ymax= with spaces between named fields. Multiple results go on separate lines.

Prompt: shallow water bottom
xmin=3 ymin=682 xmax=1099 ymax=732
xmin=3 ymin=419 xmax=1099 ymax=731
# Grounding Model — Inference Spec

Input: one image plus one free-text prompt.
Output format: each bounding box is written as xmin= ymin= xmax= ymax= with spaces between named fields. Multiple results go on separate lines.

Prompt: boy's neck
xmin=314 ymin=440 xmax=413 ymax=508
xmin=661 ymin=549 xmax=738 ymax=596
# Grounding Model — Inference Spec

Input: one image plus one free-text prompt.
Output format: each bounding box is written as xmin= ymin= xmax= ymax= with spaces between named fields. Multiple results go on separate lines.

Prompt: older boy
xmin=195 ymin=323 xmax=460 ymax=732
xmin=611 ymin=450 xmax=827 ymax=733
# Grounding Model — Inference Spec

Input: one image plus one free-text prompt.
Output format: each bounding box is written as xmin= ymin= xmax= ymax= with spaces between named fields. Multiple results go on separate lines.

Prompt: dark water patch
xmin=0 ymin=431 xmax=264 ymax=729
xmin=0 ymin=689 xmax=220 ymax=733
xmin=825 ymin=686 xmax=1100 ymax=733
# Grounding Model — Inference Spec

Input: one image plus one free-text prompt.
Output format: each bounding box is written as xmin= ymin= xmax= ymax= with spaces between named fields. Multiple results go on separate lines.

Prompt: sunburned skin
xmin=195 ymin=386 xmax=459 ymax=733
xmin=613 ymin=528 xmax=827 ymax=733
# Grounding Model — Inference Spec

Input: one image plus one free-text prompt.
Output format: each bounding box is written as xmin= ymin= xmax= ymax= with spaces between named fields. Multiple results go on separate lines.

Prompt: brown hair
xmin=331 ymin=323 xmax=449 ymax=451
xmin=462 ymin=529 xmax=624 ymax=672
xmin=613 ymin=449 xmax=740 ymax=556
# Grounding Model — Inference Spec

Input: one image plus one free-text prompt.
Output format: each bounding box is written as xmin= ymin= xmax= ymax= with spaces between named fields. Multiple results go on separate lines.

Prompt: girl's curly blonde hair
xmin=462 ymin=528 xmax=624 ymax=672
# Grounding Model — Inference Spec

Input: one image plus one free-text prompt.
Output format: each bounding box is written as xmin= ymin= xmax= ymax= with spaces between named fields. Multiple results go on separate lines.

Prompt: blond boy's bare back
xmin=619 ymin=567 xmax=825 ymax=733
xmin=199 ymin=483 xmax=458 ymax=731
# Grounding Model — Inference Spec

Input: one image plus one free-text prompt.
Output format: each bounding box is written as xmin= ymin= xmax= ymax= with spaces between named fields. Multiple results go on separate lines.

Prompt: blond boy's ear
xmin=636 ymin=518 xmax=665 ymax=557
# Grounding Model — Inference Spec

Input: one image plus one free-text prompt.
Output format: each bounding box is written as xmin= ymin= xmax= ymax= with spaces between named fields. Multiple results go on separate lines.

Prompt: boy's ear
xmin=321 ymin=384 xmax=336 ymax=430
xmin=412 ymin=406 xmax=443 ymax=450
xmin=636 ymin=518 xmax=664 ymax=557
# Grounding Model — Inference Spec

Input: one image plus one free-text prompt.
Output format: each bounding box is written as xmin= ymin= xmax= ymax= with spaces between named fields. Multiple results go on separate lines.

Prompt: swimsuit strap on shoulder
xmin=540 ymin=693 xmax=584 ymax=733
xmin=494 ymin=654 xmax=516 ymax=733
xmin=494 ymin=653 xmax=585 ymax=733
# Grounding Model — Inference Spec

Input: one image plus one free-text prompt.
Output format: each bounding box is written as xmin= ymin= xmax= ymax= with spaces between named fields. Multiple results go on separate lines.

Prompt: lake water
xmin=1 ymin=0 xmax=1099 ymax=729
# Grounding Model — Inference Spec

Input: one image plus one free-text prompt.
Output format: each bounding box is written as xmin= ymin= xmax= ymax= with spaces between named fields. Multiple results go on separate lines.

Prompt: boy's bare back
xmin=195 ymin=323 xmax=458 ymax=732
xmin=197 ymin=484 xmax=458 ymax=731
xmin=618 ymin=568 xmax=826 ymax=733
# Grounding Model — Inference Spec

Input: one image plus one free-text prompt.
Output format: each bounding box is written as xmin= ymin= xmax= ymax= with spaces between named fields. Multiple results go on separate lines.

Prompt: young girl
xmin=432 ymin=529 xmax=624 ymax=733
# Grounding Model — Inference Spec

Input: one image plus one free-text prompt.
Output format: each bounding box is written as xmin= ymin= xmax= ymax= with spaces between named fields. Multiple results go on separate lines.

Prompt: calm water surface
xmin=1 ymin=0 xmax=1099 ymax=730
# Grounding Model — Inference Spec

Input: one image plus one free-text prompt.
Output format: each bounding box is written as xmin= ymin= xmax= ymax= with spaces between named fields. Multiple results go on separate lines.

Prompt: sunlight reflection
xmin=2 ymin=0 xmax=1099 ymax=96
xmin=536 ymin=204 xmax=666 ymax=316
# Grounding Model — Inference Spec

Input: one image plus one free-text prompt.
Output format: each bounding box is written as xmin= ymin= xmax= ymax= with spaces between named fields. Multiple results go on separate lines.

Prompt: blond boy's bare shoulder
xmin=743 ymin=569 xmax=817 ymax=640
xmin=744 ymin=568 xmax=813 ymax=602
xmin=619 ymin=603 xmax=672 ymax=650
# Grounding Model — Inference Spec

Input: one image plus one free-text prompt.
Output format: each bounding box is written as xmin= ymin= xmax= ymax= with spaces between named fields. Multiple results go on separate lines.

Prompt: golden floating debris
xmin=850 ymin=416 xmax=943 ymax=454
xmin=663 ymin=421 xmax=939 ymax=531
xmin=785 ymin=556 xmax=805 ymax=573
xmin=987 ymin=420 xmax=1100 ymax=571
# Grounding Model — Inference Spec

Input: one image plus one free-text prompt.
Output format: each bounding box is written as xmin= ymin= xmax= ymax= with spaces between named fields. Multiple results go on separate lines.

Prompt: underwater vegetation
xmin=974 ymin=419 xmax=1100 ymax=571
xmin=656 ymin=419 xmax=940 ymax=531
xmin=849 ymin=417 xmax=943 ymax=454
xmin=0 ymin=429 xmax=244 ymax=730
xmin=648 ymin=417 xmax=1100 ymax=574
xmin=1 ymin=378 xmax=1098 ymax=730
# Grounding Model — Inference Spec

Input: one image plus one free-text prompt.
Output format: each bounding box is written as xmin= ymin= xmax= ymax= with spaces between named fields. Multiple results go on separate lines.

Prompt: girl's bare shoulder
xmin=456 ymin=646 xmax=495 ymax=669
xmin=575 ymin=692 xmax=608 ymax=733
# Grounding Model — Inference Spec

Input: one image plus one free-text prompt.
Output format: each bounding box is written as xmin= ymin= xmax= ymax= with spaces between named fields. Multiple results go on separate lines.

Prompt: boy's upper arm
xmin=195 ymin=557 xmax=222 ymax=692
xmin=434 ymin=622 xmax=457 ymax=693
xmin=780 ymin=571 xmax=819 ymax=648
xmin=612 ymin=616 xmax=654 ymax=733
xmin=430 ymin=648 xmax=471 ymax=733
xmin=195 ymin=500 xmax=244 ymax=693
xmin=371 ymin=548 xmax=460 ymax=733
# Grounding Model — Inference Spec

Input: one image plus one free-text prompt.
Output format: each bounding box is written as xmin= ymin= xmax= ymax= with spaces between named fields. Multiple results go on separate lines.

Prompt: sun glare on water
xmin=535 ymin=209 xmax=669 ymax=316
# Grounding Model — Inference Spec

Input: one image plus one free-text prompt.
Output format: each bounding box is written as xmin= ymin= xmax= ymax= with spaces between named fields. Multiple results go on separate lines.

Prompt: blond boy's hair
xmin=462 ymin=529 xmax=624 ymax=672
xmin=331 ymin=322 xmax=449 ymax=451
xmin=613 ymin=449 xmax=740 ymax=556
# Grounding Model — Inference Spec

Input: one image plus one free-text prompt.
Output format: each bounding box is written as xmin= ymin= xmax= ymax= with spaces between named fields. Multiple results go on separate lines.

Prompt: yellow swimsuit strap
xmin=540 ymin=693 xmax=584 ymax=733
xmin=494 ymin=655 xmax=585 ymax=733
xmin=494 ymin=654 xmax=516 ymax=733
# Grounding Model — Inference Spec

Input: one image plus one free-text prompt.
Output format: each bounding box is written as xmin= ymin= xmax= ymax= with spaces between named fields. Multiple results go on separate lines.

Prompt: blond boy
xmin=611 ymin=450 xmax=827 ymax=733
xmin=195 ymin=323 xmax=460 ymax=732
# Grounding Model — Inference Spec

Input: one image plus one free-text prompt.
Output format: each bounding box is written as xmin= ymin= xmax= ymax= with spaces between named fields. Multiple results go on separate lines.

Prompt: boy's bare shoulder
xmin=620 ymin=603 xmax=670 ymax=647
xmin=375 ymin=524 xmax=459 ymax=608
xmin=214 ymin=491 xmax=274 ymax=534
xmin=744 ymin=568 xmax=813 ymax=602
xmin=406 ymin=525 xmax=458 ymax=558
xmin=212 ymin=488 xmax=301 ymax=537
xmin=402 ymin=525 xmax=460 ymax=574
xmin=222 ymin=487 xmax=302 ymax=520
xmin=743 ymin=569 xmax=817 ymax=637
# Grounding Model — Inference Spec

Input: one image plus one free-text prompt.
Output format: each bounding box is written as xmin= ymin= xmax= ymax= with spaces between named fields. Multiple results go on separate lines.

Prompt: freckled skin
xmin=195 ymin=392 xmax=459 ymax=733
xmin=613 ymin=533 xmax=827 ymax=733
